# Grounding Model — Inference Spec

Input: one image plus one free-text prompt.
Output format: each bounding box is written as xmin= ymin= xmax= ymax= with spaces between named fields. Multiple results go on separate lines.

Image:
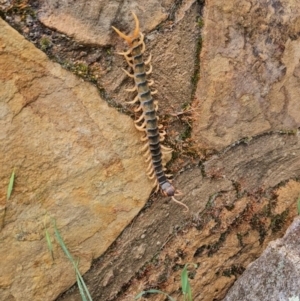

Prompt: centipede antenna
xmin=112 ymin=12 xmax=140 ymax=46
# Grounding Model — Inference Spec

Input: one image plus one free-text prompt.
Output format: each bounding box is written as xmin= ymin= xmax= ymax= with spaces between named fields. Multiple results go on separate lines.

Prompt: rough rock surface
xmin=222 ymin=216 xmax=300 ymax=301
xmin=193 ymin=0 xmax=300 ymax=151
xmin=33 ymin=0 xmax=201 ymax=120
xmin=1 ymin=0 xmax=300 ymax=300
xmin=57 ymin=132 xmax=300 ymax=301
xmin=0 ymin=18 xmax=152 ymax=301
xmin=38 ymin=0 xmax=172 ymax=46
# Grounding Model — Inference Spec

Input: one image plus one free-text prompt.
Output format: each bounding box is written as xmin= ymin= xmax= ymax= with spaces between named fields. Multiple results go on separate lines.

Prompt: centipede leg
xmin=141 ymin=134 xmax=148 ymax=141
xmin=141 ymin=142 xmax=149 ymax=152
xmin=126 ymin=95 xmax=139 ymax=105
xmin=161 ymin=145 xmax=173 ymax=153
xmin=146 ymin=161 xmax=153 ymax=172
xmin=135 ymin=104 xmax=143 ymax=113
xmin=135 ymin=122 xmax=146 ymax=131
xmin=159 ymin=130 xmax=166 ymax=141
xmin=124 ymin=56 xmax=134 ymax=67
xmin=134 ymin=114 xmax=144 ymax=123
xmin=122 ymin=68 xmax=134 ymax=78
xmin=171 ymin=196 xmax=189 ymax=212
xmin=116 ymin=50 xmax=131 ymax=56
xmin=126 ymin=86 xmax=137 ymax=92
xmin=148 ymin=79 xmax=154 ymax=86
xmin=145 ymin=53 xmax=152 ymax=65
xmin=146 ymin=64 xmax=153 ymax=75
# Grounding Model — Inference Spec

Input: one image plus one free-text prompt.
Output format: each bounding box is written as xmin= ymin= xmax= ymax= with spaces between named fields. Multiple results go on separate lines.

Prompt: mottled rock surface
xmin=0 ymin=18 xmax=152 ymax=301
xmin=223 ymin=216 xmax=300 ymax=301
xmin=58 ymin=133 xmax=300 ymax=301
xmin=1 ymin=0 xmax=300 ymax=300
xmin=34 ymin=0 xmax=201 ymax=120
xmin=193 ymin=0 xmax=300 ymax=151
xmin=38 ymin=0 xmax=172 ymax=45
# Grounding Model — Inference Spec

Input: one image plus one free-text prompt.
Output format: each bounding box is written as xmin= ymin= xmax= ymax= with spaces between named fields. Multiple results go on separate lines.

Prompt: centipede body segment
xmin=112 ymin=13 xmax=188 ymax=211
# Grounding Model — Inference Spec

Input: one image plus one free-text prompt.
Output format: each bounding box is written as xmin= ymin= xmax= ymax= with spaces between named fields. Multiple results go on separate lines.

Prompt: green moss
xmin=39 ymin=36 xmax=52 ymax=51
xmin=197 ymin=17 xmax=204 ymax=29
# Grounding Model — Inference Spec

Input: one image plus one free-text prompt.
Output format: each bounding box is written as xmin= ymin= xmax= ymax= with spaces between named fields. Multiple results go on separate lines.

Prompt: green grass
xmin=135 ymin=263 xmax=197 ymax=301
xmin=46 ymin=219 xmax=93 ymax=301
xmin=7 ymin=169 xmax=15 ymax=201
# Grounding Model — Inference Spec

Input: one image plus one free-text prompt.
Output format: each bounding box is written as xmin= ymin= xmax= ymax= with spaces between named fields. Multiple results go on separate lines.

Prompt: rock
xmin=222 ymin=216 xmax=300 ymax=301
xmin=38 ymin=0 xmax=170 ymax=46
xmin=192 ymin=0 xmax=300 ymax=151
xmin=0 ymin=18 xmax=152 ymax=301
xmin=56 ymin=132 xmax=300 ymax=301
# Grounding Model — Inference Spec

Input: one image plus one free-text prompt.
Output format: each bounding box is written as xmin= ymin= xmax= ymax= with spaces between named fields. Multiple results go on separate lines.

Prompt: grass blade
xmin=45 ymin=227 xmax=54 ymax=260
xmin=53 ymin=221 xmax=74 ymax=262
xmin=76 ymin=270 xmax=88 ymax=301
xmin=74 ymin=267 xmax=93 ymax=301
xmin=297 ymin=197 xmax=300 ymax=215
xmin=53 ymin=220 xmax=93 ymax=301
xmin=7 ymin=169 xmax=15 ymax=200
xmin=181 ymin=264 xmax=197 ymax=301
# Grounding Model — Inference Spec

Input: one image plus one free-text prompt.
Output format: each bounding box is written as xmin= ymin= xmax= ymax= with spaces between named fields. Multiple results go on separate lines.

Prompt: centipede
xmin=112 ymin=12 xmax=188 ymax=212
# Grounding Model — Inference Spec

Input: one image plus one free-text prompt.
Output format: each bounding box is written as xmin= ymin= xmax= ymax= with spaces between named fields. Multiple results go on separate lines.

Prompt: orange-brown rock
xmin=193 ymin=0 xmax=300 ymax=151
xmin=0 ymin=18 xmax=152 ymax=301
xmin=38 ymin=0 xmax=171 ymax=46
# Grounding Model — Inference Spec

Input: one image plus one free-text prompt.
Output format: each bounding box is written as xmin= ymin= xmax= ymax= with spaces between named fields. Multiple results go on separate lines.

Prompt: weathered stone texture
xmin=36 ymin=0 xmax=200 ymax=118
xmin=223 ymin=216 xmax=300 ymax=301
xmin=38 ymin=0 xmax=173 ymax=46
xmin=57 ymin=133 xmax=300 ymax=301
xmin=193 ymin=0 xmax=300 ymax=150
xmin=0 ymin=18 xmax=152 ymax=301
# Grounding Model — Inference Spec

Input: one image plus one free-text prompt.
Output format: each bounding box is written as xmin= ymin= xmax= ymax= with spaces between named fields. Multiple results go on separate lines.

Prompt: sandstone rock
xmin=35 ymin=0 xmax=200 ymax=121
xmin=57 ymin=132 xmax=300 ymax=301
xmin=222 ymin=216 xmax=300 ymax=301
xmin=38 ymin=0 xmax=171 ymax=46
xmin=0 ymin=18 xmax=153 ymax=301
xmin=193 ymin=0 xmax=300 ymax=151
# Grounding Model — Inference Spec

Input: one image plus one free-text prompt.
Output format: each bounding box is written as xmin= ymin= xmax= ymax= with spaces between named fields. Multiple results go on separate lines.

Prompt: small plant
xmin=135 ymin=263 xmax=197 ymax=301
xmin=181 ymin=263 xmax=196 ymax=301
xmin=39 ymin=36 xmax=52 ymax=51
xmin=45 ymin=219 xmax=93 ymax=301
xmin=7 ymin=169 xmax=15 ymax=201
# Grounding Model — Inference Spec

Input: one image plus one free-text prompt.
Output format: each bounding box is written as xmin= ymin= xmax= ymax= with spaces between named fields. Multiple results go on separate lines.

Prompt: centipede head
xmin=161 ymin=182 xmax=176 ymax=197
xmin=112 ymin=12 xmax=140 ymax=47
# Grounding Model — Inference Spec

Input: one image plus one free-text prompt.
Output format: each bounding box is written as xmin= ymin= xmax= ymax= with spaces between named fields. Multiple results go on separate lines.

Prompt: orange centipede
xmin=112 ymin=13 xmax=188 ymax=211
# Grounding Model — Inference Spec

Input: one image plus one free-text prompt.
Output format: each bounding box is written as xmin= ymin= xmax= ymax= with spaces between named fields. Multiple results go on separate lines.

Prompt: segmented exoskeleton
xmin=112 ymin=13 xmax=188 ymax=211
